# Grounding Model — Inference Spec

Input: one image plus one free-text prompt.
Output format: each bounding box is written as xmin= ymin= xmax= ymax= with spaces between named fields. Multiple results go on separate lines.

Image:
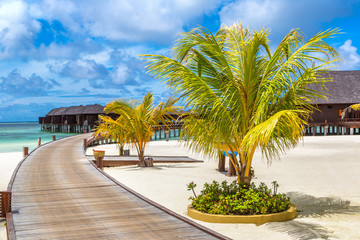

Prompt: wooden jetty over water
xmin=5 ymin=134 xmax=228 ymax=239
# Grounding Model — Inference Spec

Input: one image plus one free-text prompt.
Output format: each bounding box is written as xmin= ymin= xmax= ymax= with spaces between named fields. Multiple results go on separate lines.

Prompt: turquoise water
xmin=0 ymin=122 xmax=77 ymax=153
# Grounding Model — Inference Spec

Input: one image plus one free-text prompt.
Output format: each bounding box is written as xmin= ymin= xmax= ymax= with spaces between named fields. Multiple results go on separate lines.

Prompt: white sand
xmin=86 ymin=136 xmax=360 ymax=240
xmin=0 ymin=152 xmax=23 ymax=240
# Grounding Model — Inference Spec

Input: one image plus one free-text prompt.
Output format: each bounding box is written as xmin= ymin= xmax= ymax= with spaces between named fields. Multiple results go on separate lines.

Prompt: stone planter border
xmin=187 ymin=204 xmax=297 ymax=225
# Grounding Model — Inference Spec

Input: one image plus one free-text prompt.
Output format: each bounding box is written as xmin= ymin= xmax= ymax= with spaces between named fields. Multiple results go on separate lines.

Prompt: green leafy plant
xmin=186 ymin=181 xmax=197 ymax=198
xmin=189 ymin=180 xmax=291 ymax=215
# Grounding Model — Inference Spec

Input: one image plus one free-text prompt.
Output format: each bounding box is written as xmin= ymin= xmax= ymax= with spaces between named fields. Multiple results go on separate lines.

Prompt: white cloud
xmin=338 ymin=40 xmax=360 ymax=69
xmin=111 ymin=64 xmax=129 ymax=84
xmin=0 ymin=0 xmax=40 ymax=58
xmin=81 ymin=50 xmax=112 ymax=66
xmin=31 ymin=0 xmax=221 ymax=43
xmin=60 ymin=59 xmax=108 ymax=80
xmin=29 ymin=0 xmax=79 ymax=32
xmin=219 ymin=0 xmax=357 ymax=41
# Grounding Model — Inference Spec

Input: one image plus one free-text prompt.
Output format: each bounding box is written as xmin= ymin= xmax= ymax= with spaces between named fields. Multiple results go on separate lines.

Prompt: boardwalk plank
xmin=10 ymin=135 xmax=226 ymax=240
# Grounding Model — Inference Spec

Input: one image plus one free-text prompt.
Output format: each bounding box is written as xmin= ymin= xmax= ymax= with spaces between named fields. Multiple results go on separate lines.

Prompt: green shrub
xmin=188 ymin=180 xmax=291 ymax=215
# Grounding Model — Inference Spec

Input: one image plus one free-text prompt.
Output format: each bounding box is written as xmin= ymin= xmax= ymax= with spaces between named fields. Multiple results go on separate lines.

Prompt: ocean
xmin=0 ymin=122 xmax=77 ymax=153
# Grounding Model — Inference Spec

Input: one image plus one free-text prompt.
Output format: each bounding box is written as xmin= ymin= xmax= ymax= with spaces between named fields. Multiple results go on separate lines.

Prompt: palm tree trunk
xmin=138 ymin=150 xmax=146 ymax=166
xmin=236 ymin=154 xmax=253 ymax=187
xmin=119 ymin=145 xmax=124 ymax=156
xmin=135 ymin=143 xmax=146 ymax=167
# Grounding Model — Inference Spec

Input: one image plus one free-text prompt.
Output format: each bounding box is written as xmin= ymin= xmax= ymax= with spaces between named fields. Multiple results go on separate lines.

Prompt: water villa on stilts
xmin=38 ymin=104 xmax=184 ymax=139
xmin=305 ymin=70 xmax=360 ymax=136
xmin=39 ymin=104 xmax=106 ymax=133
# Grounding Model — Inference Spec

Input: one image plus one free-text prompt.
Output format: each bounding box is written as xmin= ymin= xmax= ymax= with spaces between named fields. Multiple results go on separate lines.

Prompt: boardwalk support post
xmin=97 ymin=156 xmax=104 ymax=170
xmin=0 ymin=191 xmax=11 ymax=218
xmin=165 ymin=130 xmax=169 ymax=142
xmin=93 ymin=150 xmax=105 ymax=170
xmin=23 ymin=147 xmax=28 ymax=158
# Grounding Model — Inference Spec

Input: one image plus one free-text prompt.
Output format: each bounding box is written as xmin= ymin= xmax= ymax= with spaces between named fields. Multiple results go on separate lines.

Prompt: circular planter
xmin=187 ymin=204 xmax=297 ymax=225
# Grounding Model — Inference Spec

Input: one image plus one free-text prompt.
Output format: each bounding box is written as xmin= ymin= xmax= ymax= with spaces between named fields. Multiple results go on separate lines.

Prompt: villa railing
xmin=153 ymin=122 xmax=184 ymax=129
xmin=339 ymin=118 xmax=360 ymax=122
xmin=0 ymin=191 xmax=11 ymax=218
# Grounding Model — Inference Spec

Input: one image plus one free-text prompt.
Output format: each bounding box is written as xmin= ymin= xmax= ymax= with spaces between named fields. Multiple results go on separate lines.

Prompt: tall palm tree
xmin=143 ymin=23 xmax=340 ymax=185
xmin=96 ymin=92 xmax=180 ymax=165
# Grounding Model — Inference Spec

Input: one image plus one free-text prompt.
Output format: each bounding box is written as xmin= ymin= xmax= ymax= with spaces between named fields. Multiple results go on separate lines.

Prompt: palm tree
xmin=142 ymin=23 xmax=340 ymax=185
xmin=96 ymin=92 xmax=180 ymax=165
xmin=95 ymin=115 xmax=127 ymax=155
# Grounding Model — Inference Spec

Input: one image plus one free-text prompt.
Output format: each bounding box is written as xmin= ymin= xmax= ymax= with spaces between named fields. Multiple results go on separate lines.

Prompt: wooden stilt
xmin=23 ymin=147 xmax=28 ymax=158
xmin=97 ymin=156 xmax=104 ymax=170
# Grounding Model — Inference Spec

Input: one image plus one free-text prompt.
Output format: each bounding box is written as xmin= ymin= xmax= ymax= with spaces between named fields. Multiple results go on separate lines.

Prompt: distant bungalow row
xmin=38 ymin=104 xmax=183 ymax=140
xmin=39 ymin=70 xmax=360 ymax=136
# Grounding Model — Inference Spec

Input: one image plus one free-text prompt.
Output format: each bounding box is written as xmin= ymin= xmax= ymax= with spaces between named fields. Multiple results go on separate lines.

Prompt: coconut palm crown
xmin=142 ymin=23 xmax=341 ymax=185
xmin=95 ymin=92 xmax=180 ymax=165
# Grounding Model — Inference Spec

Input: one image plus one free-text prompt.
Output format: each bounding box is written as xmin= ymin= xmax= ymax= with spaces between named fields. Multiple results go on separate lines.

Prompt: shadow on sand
xmin=267 ymin=192 xmax=360 ymax=240
xmin=117 ymin=164 xmax=199 ymax=171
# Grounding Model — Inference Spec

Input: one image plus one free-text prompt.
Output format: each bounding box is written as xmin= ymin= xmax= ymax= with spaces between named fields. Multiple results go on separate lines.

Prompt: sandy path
xmin=89 ymin=136 xmax=360 ymax=240
xmin=0 ymin=152 xmax=23 ymax=240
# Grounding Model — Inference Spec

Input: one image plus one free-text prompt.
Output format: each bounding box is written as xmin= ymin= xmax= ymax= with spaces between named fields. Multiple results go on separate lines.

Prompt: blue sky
xmin=0 ymin=0 xmax=359 ymax=122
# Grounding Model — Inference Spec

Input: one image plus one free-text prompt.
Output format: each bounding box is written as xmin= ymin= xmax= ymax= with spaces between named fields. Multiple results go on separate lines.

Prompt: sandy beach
xmin=1 ymin=136 xmax=360 ymax=239
xmin=88 ymin=136 xmax=360 ymax=240
xmin=0 ymin=152 xmax=23 ymax=240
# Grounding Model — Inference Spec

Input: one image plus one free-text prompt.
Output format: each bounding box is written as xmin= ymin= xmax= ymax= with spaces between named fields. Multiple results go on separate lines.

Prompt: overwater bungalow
xmin=39 ymin=104 xmax=183 ymax=138
xmin=39 ymin=104 xmax=106 ymax=133
xmin=305 ymin=70 xmax=360 ymax=135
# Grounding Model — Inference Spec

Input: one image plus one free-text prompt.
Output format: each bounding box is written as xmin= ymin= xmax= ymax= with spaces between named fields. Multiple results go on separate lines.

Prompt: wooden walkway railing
xmin=7 ymin=134 xmax=229 ymax=240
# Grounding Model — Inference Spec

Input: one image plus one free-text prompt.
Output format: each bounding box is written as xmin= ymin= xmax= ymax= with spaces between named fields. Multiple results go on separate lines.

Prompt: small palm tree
xmin=96 ymin=92 xmax=180 ymax=165
xmin=143 ymin=23 xmax=340 ymax=185
xmin=95 ymin=115 xmax=127 ymax=155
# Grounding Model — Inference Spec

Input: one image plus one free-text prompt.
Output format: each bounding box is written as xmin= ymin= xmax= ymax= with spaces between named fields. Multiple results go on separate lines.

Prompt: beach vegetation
xmin=188 ymin=180 xmax=290 ymax=215
xmin=95 ymin=115 xmax=127 ymax=155
xmin=143 ymin=23 xmax=340 ymax=186
xmin=341 ymin=103 xmax=360 ymax=119
xmin=95 ymin=92 xmax=180 ymax=166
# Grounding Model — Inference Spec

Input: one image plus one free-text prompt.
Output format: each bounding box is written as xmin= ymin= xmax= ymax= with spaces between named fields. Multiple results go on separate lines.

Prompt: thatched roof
xmin=46 ymin=104 xmax=105 ymax=116
xmin=83 ymin=104 xmax=106 ymax=114
xmin=311 ymin=70 xmax=360 ymax=104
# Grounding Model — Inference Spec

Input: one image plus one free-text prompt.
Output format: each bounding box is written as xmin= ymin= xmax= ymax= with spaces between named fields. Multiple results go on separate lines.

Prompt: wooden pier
xmin=7 ymin=134 xmax=228 ymax=239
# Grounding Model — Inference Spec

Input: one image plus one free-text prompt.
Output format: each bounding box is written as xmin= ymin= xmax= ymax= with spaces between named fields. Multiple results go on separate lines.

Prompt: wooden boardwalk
xmin=9 ymin=134 xmax=228 ymax=239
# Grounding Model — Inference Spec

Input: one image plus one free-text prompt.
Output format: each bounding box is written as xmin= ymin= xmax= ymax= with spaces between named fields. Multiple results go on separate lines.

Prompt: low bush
xmin=187 ymin=180 xmax=291 ymax=215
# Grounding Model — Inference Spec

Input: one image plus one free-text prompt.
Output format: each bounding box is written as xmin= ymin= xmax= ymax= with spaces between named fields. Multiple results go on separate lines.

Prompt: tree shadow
xmin=287 ymin=192 xmax=359 ymax=218
xmin=112 ymin=164 xmax=199 ymax=171
xmin=266 ymin=192 xmax=360 ymax=240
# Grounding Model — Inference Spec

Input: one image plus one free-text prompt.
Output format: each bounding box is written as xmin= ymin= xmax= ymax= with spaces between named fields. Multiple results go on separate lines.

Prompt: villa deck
xmin=8 ymin=134 xmax=228 ymax=239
